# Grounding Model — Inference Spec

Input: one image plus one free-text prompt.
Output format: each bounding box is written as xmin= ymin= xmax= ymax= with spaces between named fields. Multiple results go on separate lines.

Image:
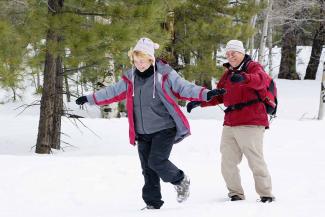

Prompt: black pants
xmin=137 ymin=127 xmax=184 ymax=208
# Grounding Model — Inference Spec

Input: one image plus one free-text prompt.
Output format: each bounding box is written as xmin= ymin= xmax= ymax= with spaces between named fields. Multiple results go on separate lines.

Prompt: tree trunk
xmin=35 ymin=70 xmax=41 ymax=93
xmin=35 ymin=0 xmax=64 ymax=154
xmin=249 ymin=15 xmax=257 ymax=56
xmin=76 ymin=72 xmax=80 ymax=96
xmin=11 ymin=87 xmax=16 ymax=101
xmin=248 ymin=0 xmax=260 ymax=56
xmin=258 ymin=0 xmax=272 ymax=65
xmin=258 ymin=14 xmax=268 ymax=65
xmin=304 ymin=6 xmax=324 ymax=80
xmin=37 ymin=71 xmax=41 ymax=89
xmin=278 ymin=23 xmax=300 ymax=80
xmin=36 ymin=47 xmax=57 ymax=154
xmin=64 ymin=74 xmax=71 ymax=102
xmin=318 ymin=62 xmax=325 ymax=120
xmin=164 ymin=10 xmax=178 ymax=68
xmin=267 ymin=23 xmax=273 ymax=76
xmin=51 ymin=56 xmax=63 ymax=150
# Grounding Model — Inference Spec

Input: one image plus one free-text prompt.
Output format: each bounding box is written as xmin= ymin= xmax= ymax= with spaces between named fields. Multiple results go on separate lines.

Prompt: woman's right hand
xmin=75 ymin=96 xmax=88 ymax=105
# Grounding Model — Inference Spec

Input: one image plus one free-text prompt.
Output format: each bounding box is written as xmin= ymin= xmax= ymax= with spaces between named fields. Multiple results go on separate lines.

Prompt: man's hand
xmin=230 ymin=73 xmax=245 ymax=83
xmin=76 ymin=96 xmax=88 ymax=105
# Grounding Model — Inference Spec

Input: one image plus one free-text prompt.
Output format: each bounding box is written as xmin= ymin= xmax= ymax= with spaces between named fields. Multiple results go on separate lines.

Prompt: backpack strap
xmin=224 ymin=98 xmax=261 ymax=113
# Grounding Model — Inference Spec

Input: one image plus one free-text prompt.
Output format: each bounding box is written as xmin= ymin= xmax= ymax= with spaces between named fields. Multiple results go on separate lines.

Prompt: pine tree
xmin=1 ymin=0 xmax=267 ymax=153
xmin=271 ymin=0 xmax=321 ymax=79
xmin=0 ymin=1 xmax=27 ymax=100
xmin=1 ymin=0 xmax=170 ymax=153
xmin=304 ymin=0 xmax=325 ymax=80
xmin=162 ymin=0 xmax=258 ymax=88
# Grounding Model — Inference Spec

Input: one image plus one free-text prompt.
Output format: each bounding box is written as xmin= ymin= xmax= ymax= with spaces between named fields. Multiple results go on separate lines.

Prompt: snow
xmin=1 ymin=47 xmax=325 ymax=217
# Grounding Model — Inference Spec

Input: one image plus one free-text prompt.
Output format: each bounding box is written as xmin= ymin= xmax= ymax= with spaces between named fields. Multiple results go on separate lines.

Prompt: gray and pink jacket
xmin=86 ymin=60 xmax=209 ymax=145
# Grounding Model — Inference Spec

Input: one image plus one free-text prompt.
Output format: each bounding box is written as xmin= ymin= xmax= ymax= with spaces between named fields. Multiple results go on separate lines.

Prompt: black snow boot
xmin=260 ymin=196 xmax=275 ymax=203
xmin=230 ymin=195 xmax=243 ymax=201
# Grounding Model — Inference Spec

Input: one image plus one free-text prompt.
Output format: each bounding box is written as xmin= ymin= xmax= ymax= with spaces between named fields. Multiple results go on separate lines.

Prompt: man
xmin=187 ymin=40 xmax=275 ymax=203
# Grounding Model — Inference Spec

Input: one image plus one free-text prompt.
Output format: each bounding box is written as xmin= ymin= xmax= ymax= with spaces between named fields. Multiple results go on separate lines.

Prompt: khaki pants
xmin=220 ymin=125 xmax=273 ymax=199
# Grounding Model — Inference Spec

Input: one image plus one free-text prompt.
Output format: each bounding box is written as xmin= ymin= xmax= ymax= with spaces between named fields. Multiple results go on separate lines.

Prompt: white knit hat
xmin=133 ymin=37 xmax=160 ymax=58
xmin=225 ymin=40 xmax=245 ymax=54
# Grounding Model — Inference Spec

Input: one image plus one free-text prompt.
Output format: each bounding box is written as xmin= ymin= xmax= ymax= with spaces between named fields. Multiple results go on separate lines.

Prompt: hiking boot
xmin=230 ymin=195 xmax=243 ymax=201
xmin=174 ymin=175 xmax=190 ymax=203
xmin=141 ymin=205 xmax=160 ymax=210
xmin=260 ymin=196 xmax=275 ymax=203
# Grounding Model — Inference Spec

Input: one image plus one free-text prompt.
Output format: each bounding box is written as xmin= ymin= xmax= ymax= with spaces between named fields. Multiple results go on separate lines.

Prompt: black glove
xmin=207 ymin=88 xmax=226 ymax=101
xmin=187 ymin=101 xmax=201 ymax=113
xmin=76 ymin=96 xmax=88 ymax=105
xmin=230 ymin=73 xmax=245 ymax=83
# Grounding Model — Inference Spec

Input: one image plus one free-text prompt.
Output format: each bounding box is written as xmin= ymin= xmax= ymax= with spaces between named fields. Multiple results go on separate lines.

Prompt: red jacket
xmin=202 ymin=58 xmax=269 ymax=128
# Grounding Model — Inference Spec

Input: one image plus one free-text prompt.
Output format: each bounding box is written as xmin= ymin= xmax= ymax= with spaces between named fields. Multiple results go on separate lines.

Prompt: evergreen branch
xmin=39 ymin=0 xmax=56 ymax=13
xmin=47 ymin=3 xmax=56 ymax=13
xmin=60 ymin=1 xmax=108 ymax=17
xmin=10 ymin=0 xmax=28 ymax=7
xmin=62 ymin=10 xmax=107 ymax=17
xmin=63 ymin=63 xmax=99 ymax=74
xmin=62 ymin=9 xmax=148 ymax=19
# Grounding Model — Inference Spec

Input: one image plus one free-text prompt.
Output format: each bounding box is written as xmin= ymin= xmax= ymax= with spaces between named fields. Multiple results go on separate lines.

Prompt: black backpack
xmin=257 ymin=75 xmax=278 ymax=117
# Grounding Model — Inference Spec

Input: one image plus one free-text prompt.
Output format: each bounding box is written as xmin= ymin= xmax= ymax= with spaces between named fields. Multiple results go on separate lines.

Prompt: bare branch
xmin=14 ymin=100 xmax=41 ymax=117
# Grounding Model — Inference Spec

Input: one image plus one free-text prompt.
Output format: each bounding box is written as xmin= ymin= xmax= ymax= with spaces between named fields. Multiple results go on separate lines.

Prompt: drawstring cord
xmin=153 ymin=61 xmax=156 ymax=98
xmin=132 ymin=62 xmax=156 ymax=98
xmin=132 ymin=66 xmax=135 ymax=97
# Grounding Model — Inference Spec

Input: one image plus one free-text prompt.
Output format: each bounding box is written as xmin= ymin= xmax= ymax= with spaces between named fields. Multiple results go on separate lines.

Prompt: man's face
xmin=133 ymin=55 xmax=152 ymax=72
xmin=226 ymin=51 xmax=245 ymax=68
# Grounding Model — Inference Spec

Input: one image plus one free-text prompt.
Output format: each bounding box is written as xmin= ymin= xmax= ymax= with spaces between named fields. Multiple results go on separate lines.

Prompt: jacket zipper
xmin=139 ymin=88 xmax=146 ymax=134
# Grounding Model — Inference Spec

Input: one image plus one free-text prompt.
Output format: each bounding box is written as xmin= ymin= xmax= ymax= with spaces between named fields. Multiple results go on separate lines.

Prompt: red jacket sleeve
xmin=243 ymin=62 xmax=266 ymax=91
xmin=201 ymin=70 xmax=228 ymax=107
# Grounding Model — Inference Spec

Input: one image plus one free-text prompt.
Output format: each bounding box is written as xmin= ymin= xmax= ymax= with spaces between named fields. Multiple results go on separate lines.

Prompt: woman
xmin=76 ymin=37 xmax=222 ymax=209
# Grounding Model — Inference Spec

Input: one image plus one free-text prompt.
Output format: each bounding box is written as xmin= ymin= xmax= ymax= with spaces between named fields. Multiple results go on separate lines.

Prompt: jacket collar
xmin=135 ymin=64 xmax=156 ymax=78
xmin=223 ymin=54 xmax=252 ymax=72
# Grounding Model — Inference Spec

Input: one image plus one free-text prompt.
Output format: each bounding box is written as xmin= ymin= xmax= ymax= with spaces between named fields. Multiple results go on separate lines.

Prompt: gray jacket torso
xmin=86 ymin=59 xmax=209 ymax=144
xmin=133 ymin=68 xmax=175 ymax=134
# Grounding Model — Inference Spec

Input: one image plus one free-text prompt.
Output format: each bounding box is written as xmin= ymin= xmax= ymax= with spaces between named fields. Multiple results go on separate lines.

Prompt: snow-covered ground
xmin=1 ymin=47 xmax=325 ymax=217
xmin=1 ymin=79 xmax=325 ymax=217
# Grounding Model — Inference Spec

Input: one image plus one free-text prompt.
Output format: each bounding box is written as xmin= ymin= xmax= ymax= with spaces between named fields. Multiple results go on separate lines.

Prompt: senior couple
xmin=76 ymin=37 xmax=275 ymax=209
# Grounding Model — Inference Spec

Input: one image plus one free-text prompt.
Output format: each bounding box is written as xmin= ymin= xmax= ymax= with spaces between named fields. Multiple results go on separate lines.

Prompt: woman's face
xmin=226 ymin=51 xmax=245 ymax=68
xmin=133 ymin=55 xmax=152 ymax=72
